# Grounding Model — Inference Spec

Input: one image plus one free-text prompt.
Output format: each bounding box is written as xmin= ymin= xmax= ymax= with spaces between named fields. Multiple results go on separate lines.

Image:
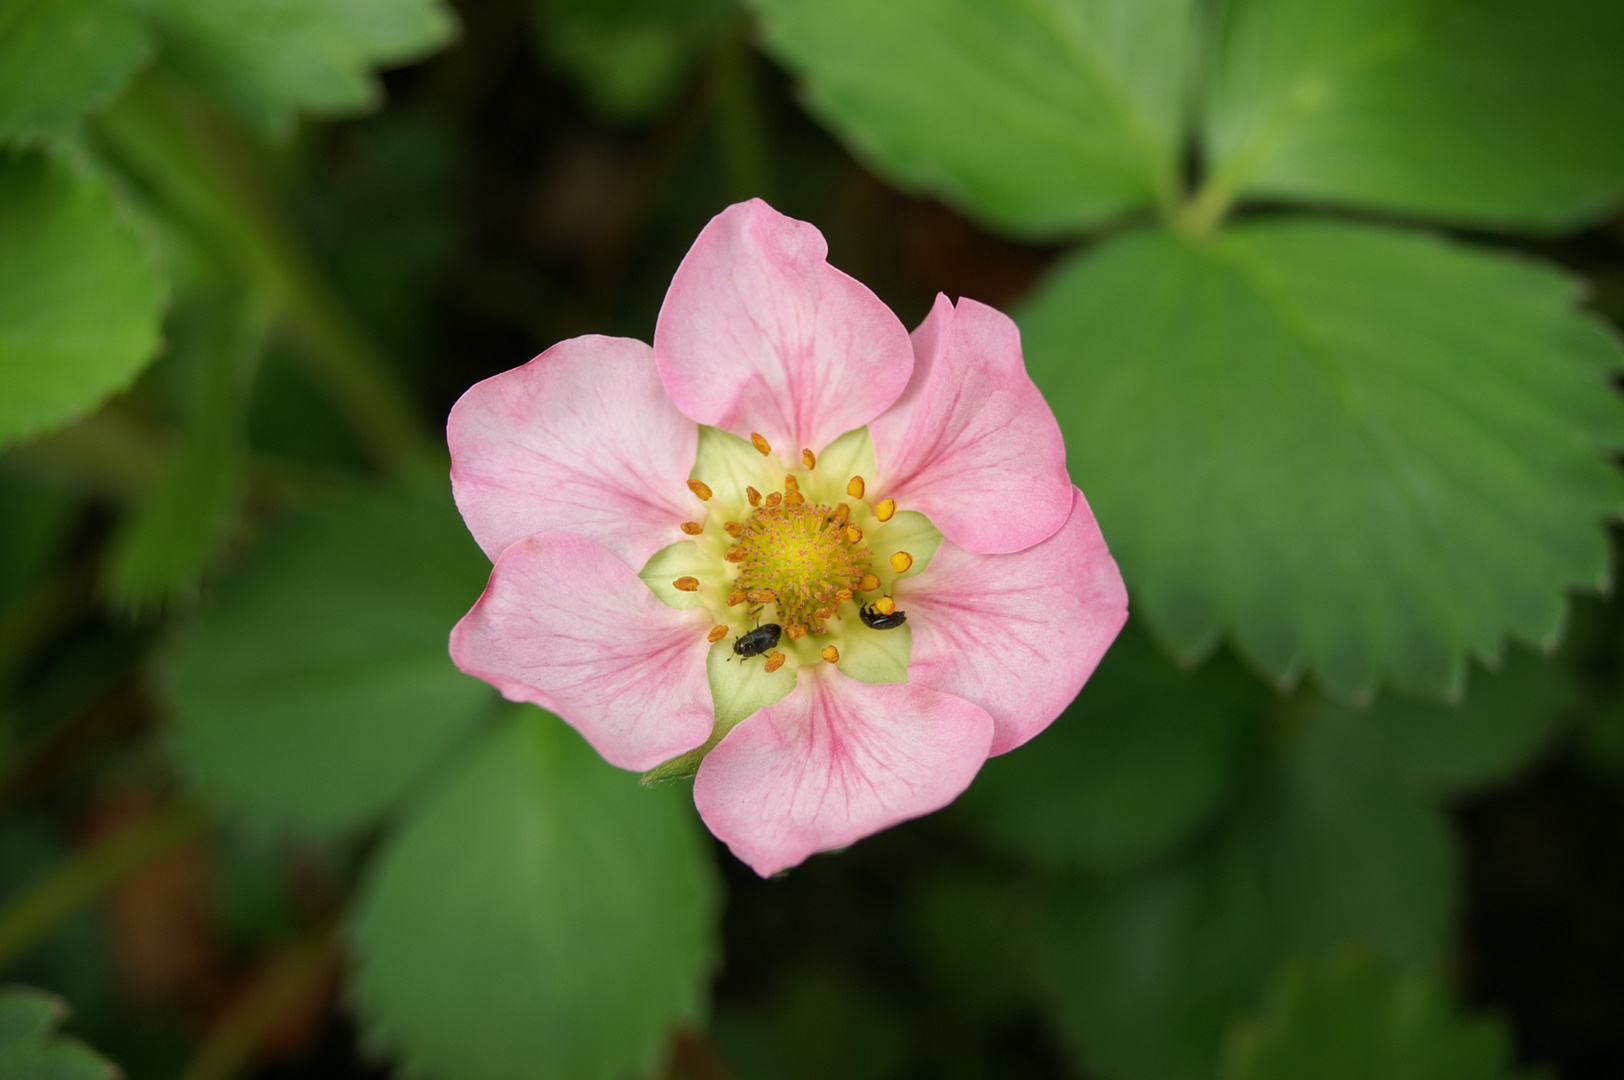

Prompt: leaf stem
xmin=0 ymin=800 xmax=208 ymax=970
xmin=179 ymin=935 xmax=340 ymax=1080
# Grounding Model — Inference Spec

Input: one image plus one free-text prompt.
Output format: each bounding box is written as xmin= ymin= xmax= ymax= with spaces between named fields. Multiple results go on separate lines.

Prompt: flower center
xmin=730 ymin=500 xmax=869 ymax=632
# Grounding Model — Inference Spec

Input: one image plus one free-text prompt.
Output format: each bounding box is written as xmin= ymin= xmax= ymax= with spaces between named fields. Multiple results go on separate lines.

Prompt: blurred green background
xmin=3 ymin=0 xmax=1624 ymax=1078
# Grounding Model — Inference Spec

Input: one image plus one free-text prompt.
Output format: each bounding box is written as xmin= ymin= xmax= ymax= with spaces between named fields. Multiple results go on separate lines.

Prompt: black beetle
xmin=733 ymin=623 xmax=783 ymax=658
xmin=859 ymin=603 xmax=907 ymax=630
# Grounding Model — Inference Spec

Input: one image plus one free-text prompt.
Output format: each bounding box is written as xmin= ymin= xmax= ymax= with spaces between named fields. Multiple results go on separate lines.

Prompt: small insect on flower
xmin=858 ymin=602 xmax=907 ymax=630
xmin=733 ymin=623 xmax=783 ymax=660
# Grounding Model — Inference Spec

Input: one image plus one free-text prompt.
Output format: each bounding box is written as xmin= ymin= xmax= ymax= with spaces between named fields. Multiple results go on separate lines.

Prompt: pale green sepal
xmin=708 ymin=639 xmax=797 ymax=731
xmin=837 ymin=619 xmax=911 ymax=685
xmin=809 ymin=427 xmax=877 ymax=500
xmin=869 ymin=510 xmax=943 ymax=586
xmin=693 ymin=425 xmax=781 ymax=518
xmin=639 ymin=540 xmax=721 ymax=609
xmin=639 ymin=731 xmax=720 ymax=785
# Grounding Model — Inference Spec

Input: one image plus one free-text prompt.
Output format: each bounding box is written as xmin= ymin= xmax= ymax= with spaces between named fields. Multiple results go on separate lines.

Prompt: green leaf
xmin=960 ymin=624 xmax=1259 ymax=873
xmin=350 ymin=709 xmax=718 ymax=1080
xmin=0 ymin=149 xmax=166 ymax=449
xmin=1325 ymin=648 xmax=1571 ymax=798
xmin=167 ymin=473 xmax=496 ymax=837
xmin=103 ymin=288 xmax=271 ymax=610
xmin=1222 ymin=952 xmax=1536 ymax=1080
xmin=749 ymin=0 xmax=1195 ymax=236
xmin=1039 ymin=710 xmax=1454 ymax=1080
xmin=1204 ymin=0 xmax=1624 ymax=232
xmin=536 ymin=0 xmax=735 ymax=122
xmin=0 ymin=0 xmax=156 ymax=145
xmin=1019 ymin=219 xmax=1624 ymax=701
xmin=143 ymin=0 xmax=458 ymax=133
xmin=0 ymin=986 xmax=116 ymax=1080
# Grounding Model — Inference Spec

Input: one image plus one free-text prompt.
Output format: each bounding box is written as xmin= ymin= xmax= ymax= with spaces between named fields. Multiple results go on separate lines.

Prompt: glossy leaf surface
xmin=1021 ymin=219 xmax=1624 ymax=700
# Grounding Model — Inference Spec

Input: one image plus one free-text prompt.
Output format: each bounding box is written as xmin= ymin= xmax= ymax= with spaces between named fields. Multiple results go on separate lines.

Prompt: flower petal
xmin=448 ymin=335 xmax=698 ymax=569
xmin=904 ymin=487 xmax=1128 ymax=755
xmin=870 ymin=294 xmax=1072 ymax=554
xmin=450 ymin=531 xmax=714 ymax=771
xmin=654 ymin=199 xmax=914 ymax=454
xmin=693 ymin=668 xmax=994 ymax=876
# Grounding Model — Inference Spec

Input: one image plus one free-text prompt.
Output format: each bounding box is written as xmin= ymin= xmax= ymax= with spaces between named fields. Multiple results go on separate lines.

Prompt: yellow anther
xmin=875 ymin=498 xmax=896 ymax=522
xmin=746 ymin=486 xmax=762 ymax=507
xmin=859 ymin=573 xmax=880 ymax=592
xmin=875 ymin=596 xmax=896 ymax=616
xmin=707 ymin=624 xmax=729 ymax=643
xmin=673 ymin=576 xmax=700 ymax=592
xmin=785 ymin=490 xmax=806 ymax=506
xmin=815 ymin=606 xmax=833 ymax=621
xmin=845 ymin=525 xmax=863 ymax=544
xmin=821 ymin=645 xmax=840 ymax=664
xmin=725 ymin=546 xmax=747 ymax=562
xmin=747 ymin=589 xmax=777 ymax=604
xmin=835 ymin=588 xmax=853 ymax=602
xmin=890 ymin=551 xmax=913 ymax=573
xmin=784 ymin=474 xmax=799 ymax=491
xmin=687 ymin=479 xmax=713 ymax=501
xmin=764 ymin=651 xmax=787 ymax=673
xmin=751 ymin=432 xmax=772 ymax=456
xmin=802 ymin=449 xmax=817 ymax=469
xmin=727 ymin=589 xmax=747 ymax=606
xmin=724 ymin=521 xmax=743 ymax=538
xmin=787 ymin=623 xmax=807 ymax=640
xmin=833 ymin=504 xmax=850 ymax=523
xmin=847 ymin=476 xmax=865 ymax=499
xmin=765 ymin=491 xmax=783 ymax=507
xmin=680 ymin=521 xmax=703 ymax=535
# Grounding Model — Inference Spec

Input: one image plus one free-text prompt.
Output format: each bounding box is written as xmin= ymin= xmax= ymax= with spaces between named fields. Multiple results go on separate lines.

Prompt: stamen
xmin=707 ymin=624 xmax=729 ymax=643
xmin=833 ymin=504 xmax=850 ymax=523
xmin=765 ymin=492 xmax=783 ymax=508
xmin=725 ymin=546 xmax=747 ymax=562
xmin=802 ymin=449 xmax=816 ymax=469
xmin=890 ymin=552 xmax=913 ymax=573
xmin=847 ymin=476 xmax=865 ymax=499
xmin=681 ymin=521 xmax=703 ymax=535
xmin=859 ymin=573 xmax=880 ymax=591
xmin=821 ymin=645 xmax=840 ymax=664
xmin=875 ymin=596 xmax=896 ymax=616
xmin=875 ymin=498 xmax=896 ymax=522
xmin=845 ymin=526 xmax=863 ymax=544
xmin=834 ymin=588 xmax=853 ymax=602
xmin=815 ymin=606 xmax=833 ymax=621
xmin=746 ymin=487 xmax=762 ymax=507
xmin=747 ymin=589 xmax=777 ymax=604
xmin=787 ymin=624 xmax=807 ymax=640
xmin=674 ymin=576 xmax=700 ymax=592
xmin=764 ymin=651 xmax=787 ymax=673
xmin=724 ymin=521 xmax=743 ymax=538
xmin=687 ymin=479 xmax=713 ymax=501
xmin=784 ymin=475 xmax=799 ymax=492
xmin=751 ymin=432 xmax=772 ymax=456
xmin=785 ymin=490 xmax=806 ymax=506
xmin=727 ymin=589 xmax=746 ymax=606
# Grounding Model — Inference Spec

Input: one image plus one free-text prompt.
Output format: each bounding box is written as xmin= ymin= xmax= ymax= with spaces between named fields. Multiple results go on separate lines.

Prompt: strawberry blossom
xmin=448 ymin=199 xmax=1127 ymax=876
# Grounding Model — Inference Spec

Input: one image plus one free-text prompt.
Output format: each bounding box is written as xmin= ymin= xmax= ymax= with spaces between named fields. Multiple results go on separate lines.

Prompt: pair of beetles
xmin=732 ymin=602 xmax=908 ymax=660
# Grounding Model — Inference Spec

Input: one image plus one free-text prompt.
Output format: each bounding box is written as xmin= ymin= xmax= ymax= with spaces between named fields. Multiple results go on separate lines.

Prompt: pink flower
xmin=447 ymin=199 xmax=1128 ymax=876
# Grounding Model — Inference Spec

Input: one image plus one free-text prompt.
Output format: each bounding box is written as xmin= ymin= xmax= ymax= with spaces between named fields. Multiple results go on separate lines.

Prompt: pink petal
xmin=653 ymin=199 xmax=914 ymax=455
xmin=870 ymin=294 xmax=1072 ymax=554
xmin=905 ymin=488 xmax=1128 ymax=755
xmin=693 ymin=668 xmax=993 ymax=876
xmin=450 ymin=531 xmax=714 ymax=772
xmin=448 ymin=335 xmax=698 ymax=569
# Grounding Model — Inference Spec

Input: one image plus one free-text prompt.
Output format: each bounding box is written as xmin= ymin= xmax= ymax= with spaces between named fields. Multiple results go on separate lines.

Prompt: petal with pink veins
xmin=450 ymin=531 xmax=714 ymax=772
xmin=905 ymin=487 xmax=1128 ymax=755
xmin=654 ymin=199 xmax=914 ymax=454
xmin=694 ymin=668 xmax=994 ymax=876
xmin=448 ymin=335 xmax=698 ymax=569
xmin=870 ymin=294 xmax=1073 ymax=554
